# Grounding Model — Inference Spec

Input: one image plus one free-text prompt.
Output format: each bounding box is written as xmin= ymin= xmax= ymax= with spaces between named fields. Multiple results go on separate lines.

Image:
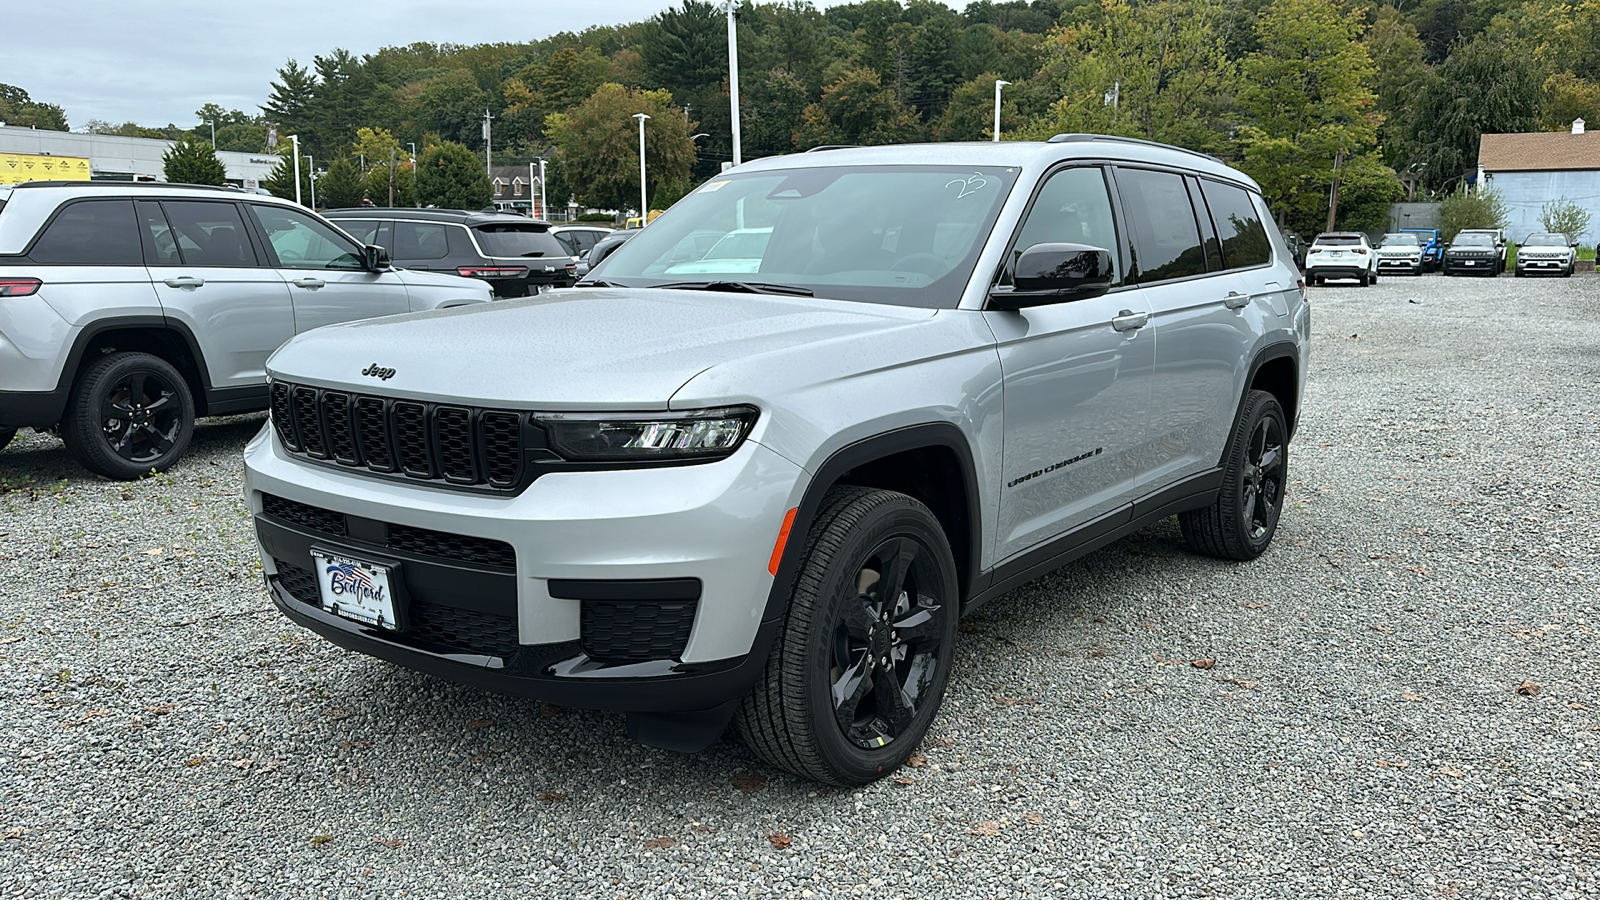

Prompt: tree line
xmin=10 ymin=0 xmax=1599 ymax=236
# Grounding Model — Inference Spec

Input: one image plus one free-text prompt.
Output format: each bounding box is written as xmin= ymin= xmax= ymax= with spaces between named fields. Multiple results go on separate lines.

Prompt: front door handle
xmin=163 ymin=276 xmax=203 ymax=289
xmin=1111 ymin=309 xmax=1149 ymax=332
xmin=1224 ymin=291 xmax=1249 ymax=309
xmin=292 ymin=277 xmax=326 ymax=290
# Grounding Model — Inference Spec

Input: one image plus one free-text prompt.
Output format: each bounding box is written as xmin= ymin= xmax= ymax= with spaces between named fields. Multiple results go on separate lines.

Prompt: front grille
xmin=272 ymin=558 xmax=519 ymax=657
xmin=268 ymin=381 xmax=525 ymax=492
xmin=580 ymin=599 xmax=697 ymax=664
xmin=386 ymin=523 xmax=515 ymax=570
xmin=261 ymin=494 xmax=347 ymax=536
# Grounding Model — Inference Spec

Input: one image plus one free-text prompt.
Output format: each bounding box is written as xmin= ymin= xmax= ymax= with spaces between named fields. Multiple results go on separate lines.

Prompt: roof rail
xmin=1047 ymin=133 xmax=1223 ymax=164
xmin=10 ymin=180 xmax=241 ymax=193
xmin=805 ymin=145 xmax=858 ymax=152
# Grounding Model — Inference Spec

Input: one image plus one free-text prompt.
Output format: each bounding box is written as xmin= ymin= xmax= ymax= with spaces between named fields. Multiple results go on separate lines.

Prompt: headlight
xmin=539 ymin=406 xmax=759 ymax=462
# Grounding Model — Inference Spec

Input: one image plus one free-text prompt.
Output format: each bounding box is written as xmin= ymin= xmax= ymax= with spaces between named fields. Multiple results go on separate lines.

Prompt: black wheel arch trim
xmin=51 ymin=315 xmax=258 ymax=420
xmin=759 ymin=422 xmax=985 ymax=625
xmin=1234 ymin=340 xmax=1301 ymax=445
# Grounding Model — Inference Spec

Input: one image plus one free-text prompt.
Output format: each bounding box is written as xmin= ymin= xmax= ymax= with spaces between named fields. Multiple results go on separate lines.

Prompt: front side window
xmin=160 ymin=201 xmax=256 ymax=267
xmin=1115 ymin=168 xmax=1207 ymax=283
xmin=1199 ymin=180 xmax=1271 ymax=269
xmin=29 ymin=199 xmax=143 ymax=266
xmin=336 ymin=218 xmax=381 ymax=245
xmin=247 ymin=205 xmax=364 ymax=269
xmin=393 ymin=221 xmax=450 ymax=260
xmin=1006 ymin=166 xmax=1122 ymax=287
xmin=592 ymin=164 xmax=1020 ymax=307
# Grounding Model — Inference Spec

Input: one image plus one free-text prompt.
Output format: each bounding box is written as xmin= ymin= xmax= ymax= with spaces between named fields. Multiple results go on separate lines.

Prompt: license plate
xmin=1464 ymin=260 xmax=1480 ymax=265
xmin=312 ymin=551 xmax=398 ymax=630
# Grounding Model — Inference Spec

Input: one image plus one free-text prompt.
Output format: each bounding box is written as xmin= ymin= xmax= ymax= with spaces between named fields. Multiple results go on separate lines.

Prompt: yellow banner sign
xmin=0 ymin=153 xmax=92 ymax=185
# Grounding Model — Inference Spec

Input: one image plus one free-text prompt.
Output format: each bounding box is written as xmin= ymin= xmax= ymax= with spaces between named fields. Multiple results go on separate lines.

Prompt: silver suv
xmin=0 ymin=182 xmax=490 ymax=477
xmin=245 ymin=137 xmax=1310 ymax=785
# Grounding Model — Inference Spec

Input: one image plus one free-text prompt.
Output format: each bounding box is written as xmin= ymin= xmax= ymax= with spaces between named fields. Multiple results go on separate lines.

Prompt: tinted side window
xmin=393 ymin=221 xmax=450 ymax=260
xmin=247 ymin=205 xmax=363 ymax=270
xmin=29 ymin=199 xmax=143 ymax=265
xmin=1186 ymin=178 xmax=1222 ymax=271
xmin=1200 ymin=180 xmax=1272 ymax=269
xmin=161 ymin=201 xmax=256 ymax=267
xmin=1010 ymin=166 xmax=1122 ymax=286
xmin=136 ymin=201 xmax=180 ymax=265
xmin=1115 ymin=168 xmax=1206 ymax=283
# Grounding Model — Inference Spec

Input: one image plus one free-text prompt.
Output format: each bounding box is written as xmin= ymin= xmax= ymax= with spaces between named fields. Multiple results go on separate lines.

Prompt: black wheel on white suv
xmin=0 ymin=426 xmax=15 ymax=453
xmin=63 ymin=352 xmax=195 ymax=480
xmin=1180 ymin=389 xmax=1287 ymax=561
xmin=737 ymin=486 xmax=958 ymax=785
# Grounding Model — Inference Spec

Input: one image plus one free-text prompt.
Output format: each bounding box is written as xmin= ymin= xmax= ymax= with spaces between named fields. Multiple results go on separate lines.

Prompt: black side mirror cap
xmin=363 ymin=244 xmax=391 ymax=271
xmin=988 ymin=243 xmax=1115 ymax=311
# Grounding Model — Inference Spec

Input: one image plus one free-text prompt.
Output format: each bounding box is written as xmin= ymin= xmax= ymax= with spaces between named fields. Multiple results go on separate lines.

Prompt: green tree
xmin=1402 ymin=36 xmax=1543 ymax=193
xmin=1366 ymin=7 xmax=1435 ymax=172
xmin=1540 ymin=72 xmax=1600 ymax=131
xmin=213 ymin=123 xmax=267 ymax=152
xmin=362 ymin=161 xmax=416 ymax=207
xmin=84 ymin=119 xmax=169 ymax=139
xmin=262 ymin=150 xmax=312 ymax=204
xmin=162 ymin=137 xmax=227 ymax=186
xmin=353 ymin=127 xmax=404 ymax=171
xmin=744 ymin=69 xmax=811 ymax=156
xmin=938 ymin=72 xmax=1013 ymax=140
xmin=545 ymin=83 xmax=694 ymax=212
xmin=262 ymin=61 xmax=317 ymax=148
xmin=309 ymin=50 xmax=381 ymax=159
xmin=317 ymin=157 xmax=364 ymax=209
xmin=1332 ymin=155 xmax=1405 ymax=234
xmin=0 ymin=83 xmax=68 ymax=131
xmin=1235 ymin=0 xmax=1379 ymax=235
xmin=1539 ymin=197 xmax=1591 ymax=242
xmin=417 ymin=69 xmax=489 ymax=148
xmin=416 ymin=141 xmax=492 ymax=209
xmin=792 ymin=69 xmax=923 ymax=148
xmin=1438 ymin=189 xmax=1508 ymax=242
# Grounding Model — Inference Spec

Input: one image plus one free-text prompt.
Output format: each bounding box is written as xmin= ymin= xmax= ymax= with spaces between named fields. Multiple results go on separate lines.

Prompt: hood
xmin=266 ymin=287 xmax=936 ymax=409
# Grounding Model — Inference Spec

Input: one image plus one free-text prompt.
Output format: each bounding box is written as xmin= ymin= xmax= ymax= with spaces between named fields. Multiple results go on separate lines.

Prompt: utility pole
xmin=1327 ymin=144 xmax=1346 ymax=233
xmin=388 ymin=149 xmax=395 ymax=207
xmin=307 ymin=155 xmax=316 ymax=209
xmin=408 ymin=143 xmax=418 ymax=208
xmin=482 ymin=109 xmax=494 ymax=175
xmin=634 ymin=113 xmax=651 ymax=225
xmin=723 ymin=1 xmax=742 ymax=166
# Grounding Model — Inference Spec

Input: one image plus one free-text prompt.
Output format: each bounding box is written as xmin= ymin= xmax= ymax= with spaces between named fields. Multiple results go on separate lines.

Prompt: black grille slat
xmin=580 ymin=600 xmax=697 ymax=663
xmin=323 ymin=392 xmax=359 ymax=465
xmin=434 ymin=407 xmax=477 ymax=483
xmin=261 ymin=494 xmax=347 ymax=536
xmin=393 ymin=402 xmax=432 ymax=478
xmin=269 ymin=382 xmax=298 ymax=451
xmin=386 ymin=523 xmax=515 ymax=570
xmin=355 ymin=397 xmax=395 ymax=472
xmin=292 ymin=387 xmax=326 ymax=458
xmin=273 ymin=559 xmax=320 ymax=605
xmin=272 ymin=381 xmax=526 ymax=493
xmin=480 ymin=412 xmax=522 ymax=487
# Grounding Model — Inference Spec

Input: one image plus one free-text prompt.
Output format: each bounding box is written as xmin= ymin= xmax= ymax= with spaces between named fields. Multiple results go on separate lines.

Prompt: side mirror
xmin=363 ymin=244 xmax=390 ymax=271
xmin=989 ymin=243 xmax=1114 ymax=311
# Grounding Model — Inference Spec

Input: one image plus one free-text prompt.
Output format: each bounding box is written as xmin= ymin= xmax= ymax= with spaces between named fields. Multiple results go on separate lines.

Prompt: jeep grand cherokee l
xmin=246 ymin=136 xmax=1310 ymax=785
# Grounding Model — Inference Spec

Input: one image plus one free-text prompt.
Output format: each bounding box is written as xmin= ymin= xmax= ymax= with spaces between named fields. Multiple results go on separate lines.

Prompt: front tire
xmin=63 ymin=352 xmax=194 ymax=480
xmin=1180 ymin=390 xmax=1288 ymax=562
xmin=737 ymin=486 xmax=959 ymax=785
xmin=0 ymin=426 xmax=15 ymax=453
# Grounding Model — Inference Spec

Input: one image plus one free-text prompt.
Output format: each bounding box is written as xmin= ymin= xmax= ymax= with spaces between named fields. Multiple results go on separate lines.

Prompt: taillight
xmin=456 ymin=266 xmax=529 ymax=278
xmin=1353 ymin=248 xmax=1368 ymax=255
xmin=1306 ymin=248 xmax=1320 ymax=255
xmin=0 ymin=277 xmax=42 ymax=297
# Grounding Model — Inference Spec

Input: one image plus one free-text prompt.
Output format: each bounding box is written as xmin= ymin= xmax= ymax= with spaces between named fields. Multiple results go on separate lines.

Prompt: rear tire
xmin=1180 ymin=390 xmax=1288 ymax=562
xmin=1358 ymin=270 xmax=1371 ymax=287
xmin=0 ymin=426 xmax=15 ymax=453
xmin=736 ymin=486 xmax=959 ymax=786
xmin=63 ymin=352 xmax=194 ymax=481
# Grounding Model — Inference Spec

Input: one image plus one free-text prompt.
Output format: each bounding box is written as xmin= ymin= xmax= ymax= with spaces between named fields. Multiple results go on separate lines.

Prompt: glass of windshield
xmin=1452 ymin=233 xmax=1492 ymax=247
xmin=1524 ymin=233 xmax=1568 ymax=246
xmin=1380 ymin=234 xmax=1419 ymax=247
xmin=589 ymin=165 xmax=1022 ymax=307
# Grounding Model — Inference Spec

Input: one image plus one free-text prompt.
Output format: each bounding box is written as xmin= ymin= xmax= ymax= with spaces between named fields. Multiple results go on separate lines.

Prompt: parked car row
xmin=1301 ymin=225 xmax=1586 ymax=284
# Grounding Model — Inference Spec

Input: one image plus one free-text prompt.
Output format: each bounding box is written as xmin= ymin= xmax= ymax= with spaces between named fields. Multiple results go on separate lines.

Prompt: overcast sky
xmin=4 ymin=0 xmax=965 ymax=129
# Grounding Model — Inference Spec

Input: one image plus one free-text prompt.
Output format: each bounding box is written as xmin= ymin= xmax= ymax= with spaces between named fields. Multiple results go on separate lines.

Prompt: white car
xmin=1305 ymin=232 xmax=1378 ymax=286
xmin=1514 ymin=232 xmax=1577 ymax=277
xmin=1375 ymin=233 xmax=1425 ymax=275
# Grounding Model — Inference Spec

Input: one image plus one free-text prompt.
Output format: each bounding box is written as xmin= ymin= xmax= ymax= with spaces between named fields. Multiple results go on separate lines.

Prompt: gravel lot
xmin=2 ymin=273 xmax=1596 ymax=899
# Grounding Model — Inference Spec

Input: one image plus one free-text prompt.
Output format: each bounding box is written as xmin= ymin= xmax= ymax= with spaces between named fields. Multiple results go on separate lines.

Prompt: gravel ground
xmin=1 ymin=273 xmax=1596 ymax=899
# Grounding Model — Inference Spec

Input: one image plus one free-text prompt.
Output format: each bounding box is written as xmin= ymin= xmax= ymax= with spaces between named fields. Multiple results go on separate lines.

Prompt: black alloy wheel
xmin=737 ymin=486 xmax=959 ymax=785
xmin=64 ymin=352 xmax=195 ymax=480
xmin=1180 ymin=389 xmax=1288 ymax=561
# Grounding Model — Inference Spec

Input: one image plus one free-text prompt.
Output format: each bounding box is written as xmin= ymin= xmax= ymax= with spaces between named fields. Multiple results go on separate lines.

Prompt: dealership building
xmin=0 ymin=124 xmax=279 ymax=187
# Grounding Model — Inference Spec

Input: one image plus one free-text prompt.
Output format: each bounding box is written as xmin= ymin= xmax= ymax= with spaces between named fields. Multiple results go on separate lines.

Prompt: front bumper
xmin=243 ymin=425 xmax=805 ymax=712
xmin=1376 ymin=256 xmax=1421 ymax=272
xmin=1517 ymin=256 xmax=1570 ymax=272
xmin=1445 ymin=256 xmax=1495 ymax=270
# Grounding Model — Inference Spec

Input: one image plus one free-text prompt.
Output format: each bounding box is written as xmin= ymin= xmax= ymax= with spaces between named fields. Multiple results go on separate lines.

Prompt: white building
xmin=1477 ymin=119 xmax=1600 ymax=245
xmin=0 ymin=124 xmax=279 ymax=187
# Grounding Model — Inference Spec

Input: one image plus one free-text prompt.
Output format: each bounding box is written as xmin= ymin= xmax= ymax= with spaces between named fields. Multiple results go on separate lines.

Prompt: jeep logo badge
xmin=361 ymin=363 xmax=396 ymax=381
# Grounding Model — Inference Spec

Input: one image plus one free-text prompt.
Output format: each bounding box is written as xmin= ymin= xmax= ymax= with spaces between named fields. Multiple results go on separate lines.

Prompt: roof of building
xmin=489 ymin=165 xmax=530 ymax=183
xmin=1478 ymin=129 xmax=1600 ymax=172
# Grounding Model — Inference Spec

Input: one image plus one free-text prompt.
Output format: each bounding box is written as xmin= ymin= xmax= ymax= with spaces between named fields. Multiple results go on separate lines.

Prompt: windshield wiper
xmin=652 ymin=280 xmax=814 ymax=297
xmin=575 ymin=279 xmax=621 ymax=288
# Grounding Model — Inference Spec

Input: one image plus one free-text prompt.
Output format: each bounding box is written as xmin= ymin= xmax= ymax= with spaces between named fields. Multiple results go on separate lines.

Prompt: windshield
xmin=1524 ymin=233 xmax=1567 ymax=246
xmin=1452 ymin=233 xmax=1492 ymax=247
xmin=1380 ymin=234 xmax=1419 ymax=247
xmin=1316 ymin=235 xmax=1360 ymax=246
xmin=473 ymin=224 xmax=565 ymax=258
xmin=589 ymin=164 xmax=1022 ymax=307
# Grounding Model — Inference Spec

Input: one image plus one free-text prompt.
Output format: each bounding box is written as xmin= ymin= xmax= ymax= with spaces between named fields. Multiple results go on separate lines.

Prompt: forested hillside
xmin=15 ymin=0 xmax=1600 ymax=235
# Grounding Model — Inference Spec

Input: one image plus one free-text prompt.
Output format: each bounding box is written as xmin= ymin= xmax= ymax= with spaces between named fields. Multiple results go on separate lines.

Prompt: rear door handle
xmin=1111 ymin=309 xmax=1149 ymax=332
xmin=1224 ymin=291 xmax=1249 ymax=309
xmin=292 ymin=277 xmax=326 ymax=290
xmin=163 ymin=276 xmax=203 ymax=289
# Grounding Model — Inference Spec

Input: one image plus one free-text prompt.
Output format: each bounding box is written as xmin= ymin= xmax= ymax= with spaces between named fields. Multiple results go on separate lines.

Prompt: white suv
xmin=0 ymin=182 xmax=490 ymax=476
xmin=1305 ymin=232 xmax=1378 ymax=286
xmin=245 ymin=137 xmax=1310 ymax=784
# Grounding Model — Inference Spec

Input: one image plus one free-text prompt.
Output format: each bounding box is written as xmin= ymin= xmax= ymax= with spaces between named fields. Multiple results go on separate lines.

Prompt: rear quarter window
xmin=1199 ymin=180 xmax=1271 ymax=269
xmin=28 ymin=199 xmax=144 ymax=266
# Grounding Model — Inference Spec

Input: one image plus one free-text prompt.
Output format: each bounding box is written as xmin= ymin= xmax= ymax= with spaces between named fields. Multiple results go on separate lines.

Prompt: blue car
xmin=1400 ymin=228 xmax=1443 ymax=271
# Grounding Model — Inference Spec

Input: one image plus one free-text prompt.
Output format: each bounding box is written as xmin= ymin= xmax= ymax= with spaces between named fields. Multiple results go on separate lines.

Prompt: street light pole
xmin=209 ymin=120 xmax=215 ymax=149
xmin=482 ymin=109 xmax=494 ymax=175
xmin=307 ymin=155 xmax=316 ymax=209
xmin=723 ymin=0 xmax=742 ymax=166
xmin=538 ymin=157 xmax=547 ymax=220
xmin=289 ymin=135 xmax=301 ymax=207
xmin=408 ymin=143 xmax=418 ymax=207
xmin=993 ymin=80 xmax=1011 ymax=142
xmin=634 ymin=113 xmax=650 ymax=225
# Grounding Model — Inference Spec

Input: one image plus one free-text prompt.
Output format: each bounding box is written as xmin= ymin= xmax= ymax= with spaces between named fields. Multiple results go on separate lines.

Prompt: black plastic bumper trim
xmin=0 ymin=388 xmax=69 ymax=429
xmin=548 ymin=578 xmax=702 ymax=602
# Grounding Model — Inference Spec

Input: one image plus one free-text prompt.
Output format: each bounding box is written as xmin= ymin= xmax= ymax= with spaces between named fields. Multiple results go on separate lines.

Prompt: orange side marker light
xmin=767 ymin=508 xmax=799 ymax=576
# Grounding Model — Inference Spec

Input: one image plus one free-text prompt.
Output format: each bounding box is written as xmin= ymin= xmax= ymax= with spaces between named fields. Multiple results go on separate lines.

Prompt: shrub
xmin=1438 ymin=189 xmax=1508 ymax=242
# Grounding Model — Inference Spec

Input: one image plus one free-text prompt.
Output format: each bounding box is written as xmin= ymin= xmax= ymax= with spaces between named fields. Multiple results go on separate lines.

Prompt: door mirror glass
xmin=364 ymin=244 xmax=390 ymax=270
xmin=990 ymin=243 xmax=1114 ymax=310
